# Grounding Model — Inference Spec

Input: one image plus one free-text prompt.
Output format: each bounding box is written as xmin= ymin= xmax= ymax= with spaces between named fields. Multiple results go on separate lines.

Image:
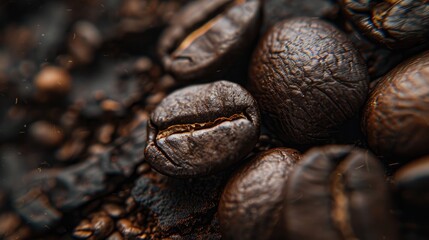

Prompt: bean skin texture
xmin=250 ymin=17 xmax=369 ymax=144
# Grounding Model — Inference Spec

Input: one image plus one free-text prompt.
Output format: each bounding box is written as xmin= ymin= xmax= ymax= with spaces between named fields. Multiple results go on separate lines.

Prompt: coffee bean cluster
xmin=1 ymin=0 xmax=428 ymax=239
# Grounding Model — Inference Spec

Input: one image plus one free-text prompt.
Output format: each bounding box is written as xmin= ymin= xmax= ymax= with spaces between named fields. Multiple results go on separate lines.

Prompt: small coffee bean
xmin=340 ymin=0 xmax=429 ymax=49
xmin=34 ymin=66 xmax=72 ymax=96
xmin=107 ymin=231 xmax=124 ymax=240
xmin=91 ymin=212 xmax=114 ymax=239
xmin=117 ymin=219 xmax=142 ymax=238
xmin=158 ymin=0 xmax=261 ymax=81
xmin=29 ymin=121 xmax=64 ymax=147
xmin=363 ymin=51 xmax=429 ymax=161
xmin=250 ymin=17 xmax=368 ymax=144
xmin=283 ymin=145 xmax=398 ymax=240
xmin=102 ymin=203 xmax=125 ymax=218
xmin=73 ymin=220 xmax=94 ymax=239
xmin=145 ymin=80 xmax=260 ymax=177
xmin=219 ymin=148 xmax=300 ymax=240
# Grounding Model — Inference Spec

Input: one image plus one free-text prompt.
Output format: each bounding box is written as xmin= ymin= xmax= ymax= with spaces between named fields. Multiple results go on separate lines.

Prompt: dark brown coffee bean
xmin=158 ymin=0 xmax=261 ymax=81
xmin=145 ymin=80 xmax=260 ymax=177
xmin=34 ymin=66 xmax=72 ymax=96
xmin=90 ymin=212 xmax=114 ymax=239
xmin=29 ymin=121 xmax=64 ymax=147
xmin=363 ymin=51 xmax=429 ymax=161
xmin=219 ymin=148 xmax=300 ymax=240
xmin=102 ymin=203 xmax=125 ymax=218
xmin=395 ymin=155 xmax=429 ymax=211
xmin=117 ymin=219 xmax=142 ymax=238
xmin=284 ymin=145 xmax=398 ymax=240
xmin=249 ymin=17 xmax=368 ymax=144
xmin=340 ymin=0 xmax=429 ymax=49
xmin=107 ymin=231 xmax=124 ymax=240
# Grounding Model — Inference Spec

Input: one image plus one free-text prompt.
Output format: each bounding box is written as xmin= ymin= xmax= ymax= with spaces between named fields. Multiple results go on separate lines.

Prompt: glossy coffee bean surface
xmin=219 ymin=148 xmax=300 ymax=240
xmin=363 ymin=51 xmax=429 ymax=161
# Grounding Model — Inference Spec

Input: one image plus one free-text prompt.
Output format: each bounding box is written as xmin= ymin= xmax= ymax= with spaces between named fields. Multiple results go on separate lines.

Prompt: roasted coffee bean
xmin=283 ymin=145 xmax=398 ymax=240
xmin=29 ymin=121 xmax=64 ymax=147
xmin=219 ymin=148 xmax=300 ymax=240
xmin=250 ymin=17 xmax=369 ymax=144
xmin=116 ymin=219 xmax=142 ymax=238
xmin=394 ymin=155 xmax=429 ymax=238
xmin=363 ymin=51 xmax=429 ymax=161
xmin=158 ymin=0 xmax=261 ymax=81
xmin=395 ymin=155 xmax=429 ymax=212
xmin=34 ymin=66 xmax=72 ymax=97
xmin=145 ymin=80 xmax=260 ymax=177
xmin=340 ymin=0 xmax=429 ymax=49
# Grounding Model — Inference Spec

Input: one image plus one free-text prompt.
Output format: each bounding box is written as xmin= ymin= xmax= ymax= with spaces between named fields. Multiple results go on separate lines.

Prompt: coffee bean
xmin=103 ymin=203 xmax=125 ymax=218
xmin=91 ymin=212 xmax=114 ymax=239
xmin=145 ymin=80 xmax=260 ymax=177
xmin=340 ymin=0 xmax=429 ymax=49
xmin=363 ymin=51 xmax=429 ymax=161
xmin=249 ymin=17 xmax=368 ymax=144
xmin=117 ymin=219 xmax=142 ymax=238
xmin=283 ymin=145 xmax=398 ymax=240
xmin=395 ymin=155 xmax=429 ymax=212
xmin=158 ymin=0 xmax=261 ymax=81
xmin=34 ymin=66 xmax=72 ymax=96
xmin=29 ymin=121 xmax=64 ymax=147
xmin=219 ymin=148 xmax=300 ymax=240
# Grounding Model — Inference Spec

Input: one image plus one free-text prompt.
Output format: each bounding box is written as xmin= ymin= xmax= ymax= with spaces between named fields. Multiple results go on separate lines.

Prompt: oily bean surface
xmin=219 ymin=148 xmax=300 ymax=240
xmin=363 ymin=51 xmax=429 ymax=161
xmin=145 ymin=80 xmax=260 ymax=177
xmin=250 ymin=17 xmax=369 ymax=144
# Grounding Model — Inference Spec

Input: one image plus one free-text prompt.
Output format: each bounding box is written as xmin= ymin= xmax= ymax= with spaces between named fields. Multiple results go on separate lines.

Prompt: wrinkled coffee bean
xmin=363 ymin=51 xmax=429 ymax=161
xmin=219 ymin=148 xmax=300 ymax=240
xmin=158 ymin=0 xmax=261 ymax=81
xmin=250 ymin=17 xmax=369 ymax=144
xmin=145 ymin=80 xmax=260 ymax=177
xmin=340 ymin=0 xmax=429 ymax=49
xmin=283 ymin=145 xmax=398 ymax=240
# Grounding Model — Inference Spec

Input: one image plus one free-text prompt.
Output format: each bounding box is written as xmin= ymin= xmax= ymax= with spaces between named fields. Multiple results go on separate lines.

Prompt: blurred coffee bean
xmin=145 ymin=80 xmax=260 ymax=177
xmin=107 ymin=231 xmax=124 ymax=240
xmin=363 ymin=51 xmax=429 ymax=161
xmin=158 ymin=0 xmax=261 ymax=81
xmin=250 ymin=17 xmax=369 ymax=144
xmin=283 ymin=145 xmax=398 ymax=240
xmin=395 ymin=155 xmax=429 ymax=238
xmin=102 ymin=203 xmax=125 ymax=219
xmin=395 ymin=155 xmax=429 ymax=212
xmin=117 ymin=219 xmax=142 ymax=238
xmin=29 ymin=121 xmax=64 ymax=147
xmin=34 ymin=66 xmax=72 ymax=97
xmin=219 ymin=148 xmax=300 ymax=240
xmin=340 ymin=0 xmax=429 ymax=49
xmin=73 ymin=219 xmax=94 ymax=239
xmin=67 ymin=21 xmax=102 ymax=67
xmin=0 ymin=212 xmax=21 ymax=238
